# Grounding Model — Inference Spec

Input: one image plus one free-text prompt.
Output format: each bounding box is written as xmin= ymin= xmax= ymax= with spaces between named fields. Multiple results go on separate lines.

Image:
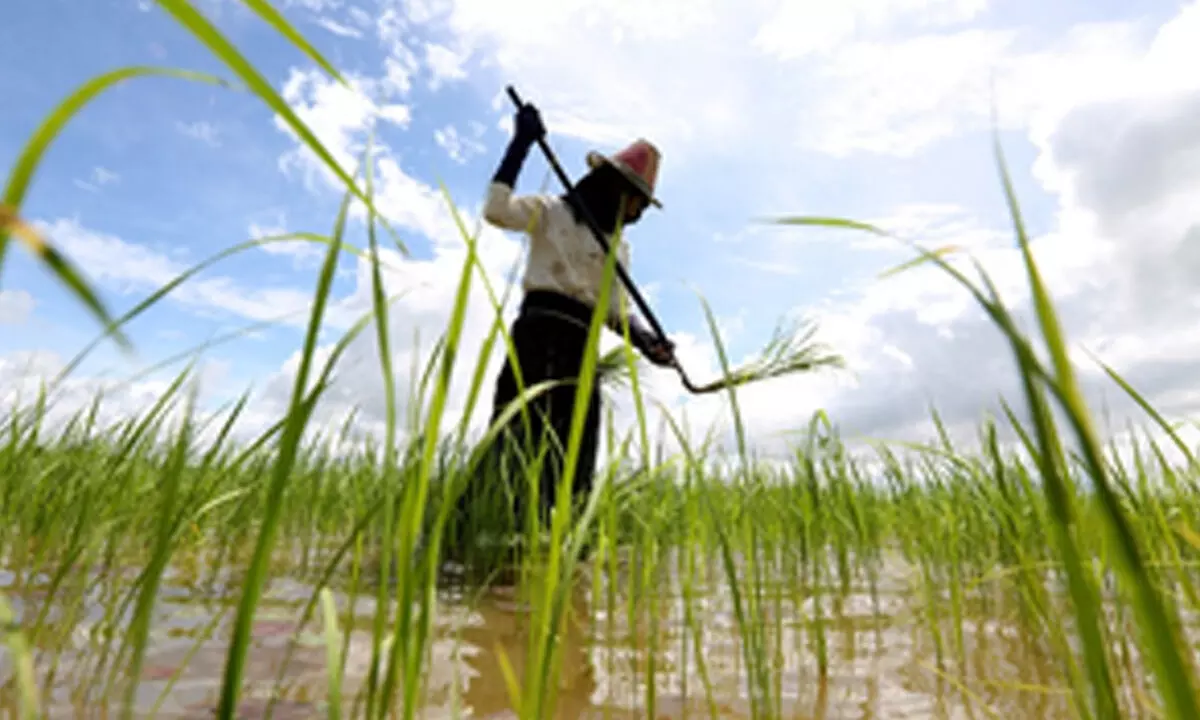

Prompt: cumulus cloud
xmin=24 ymin=0 xmax=1200 ymax=466
xmin=423 ymin=41 xmax=470 ymax=89
xmin=752 ymin=0 xmax=987 ymax=60
xmin=688 ymin=2 xmax=1200 ymax=449
xmin=433 ymin=123 xmax=486 ymax=164
xmin=275 ymin=67 xmax=413 ymax=191
xmin=219 ymin=0 xmax=1200 ymax=460
xmin=0 ymin=349 xmax=245 ymax=451
xmin=35 ymin=217 xmax=363 ymax=331
xmin=371 ymin=0 xmax=1152 ymax=169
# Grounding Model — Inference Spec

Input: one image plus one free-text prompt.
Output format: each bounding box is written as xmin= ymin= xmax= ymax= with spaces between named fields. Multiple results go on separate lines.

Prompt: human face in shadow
xmin=622 ymin=191 xmax=648 ymax=226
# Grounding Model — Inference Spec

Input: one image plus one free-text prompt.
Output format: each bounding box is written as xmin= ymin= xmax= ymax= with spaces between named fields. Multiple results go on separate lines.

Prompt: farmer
xmin=473 ymin=100 xmax=676 ymax=533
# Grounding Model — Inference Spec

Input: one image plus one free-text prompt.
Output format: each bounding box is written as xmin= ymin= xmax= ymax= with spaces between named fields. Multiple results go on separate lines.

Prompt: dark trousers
xmin=455 ymin=290 xmax=602 ymax=542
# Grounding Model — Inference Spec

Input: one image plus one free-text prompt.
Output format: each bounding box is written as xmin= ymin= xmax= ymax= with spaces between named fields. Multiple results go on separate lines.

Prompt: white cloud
xmin=347 ymin=6 xmax=372 ymax=28
xmin=423 ymin=41 xmax=470 ymax=89
xmin=74 ymin=166 xmax=120 ymax=194
xmin=804 ymin=29 xmax=1017 ymax=157
xmin=377 ymin=104 xmax=413 ymax=127
xmin=49 ymin=0 xmax=1193 ymax=465
xmin=249 ymin=216 xmax=326 ymax=270
xmin=222 ymin=0 xmax=1200 ymax=461
xmin=678 ymin=4 xmax=1200 ymax=450
xmin=37 ymin=217 xmax=363 ymax=331
xmin=0 ymin=290 xmax=34 ymax=325
xmin=373 ymin=0 xmax=1166 ymax=174
xmin=433 ymin=123 xmax=486 ymax=164
xmin=275 ymin=67 xmax=412 ymax=190
xmin=0 ymin=349 xmax=242 ymax=449
xmin=315 ymin=16 xmax=363 ymax=38
xmin=753 ymin=0 xmax=988 ymax=60
xmin=176 ymin=120 xmax=221 ymax=148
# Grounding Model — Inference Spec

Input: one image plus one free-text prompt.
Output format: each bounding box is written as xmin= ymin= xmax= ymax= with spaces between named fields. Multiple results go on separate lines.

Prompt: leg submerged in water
xmin=527 ymin=309 xmax=605 ymax=528
xmin=543 ymin=371 xmax=601 ymax=518
xmin=449 ymin=312 xmax=556 ymax=574
xmin=563 ymin=380 xmax=603 ymax=562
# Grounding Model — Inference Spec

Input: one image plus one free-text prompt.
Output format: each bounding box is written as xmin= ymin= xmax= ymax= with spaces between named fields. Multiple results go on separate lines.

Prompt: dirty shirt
xmin=483 ymin=182 xmax=631 ymax=323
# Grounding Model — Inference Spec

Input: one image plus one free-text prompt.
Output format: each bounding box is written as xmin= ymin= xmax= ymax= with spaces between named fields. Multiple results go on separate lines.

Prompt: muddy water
xmin=1 ymin=553 xmax=1094 ymax=719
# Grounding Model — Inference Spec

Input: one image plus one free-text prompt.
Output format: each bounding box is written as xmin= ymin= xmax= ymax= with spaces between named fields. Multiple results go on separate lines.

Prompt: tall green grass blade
xmin=0 ymin=594 xmax=39 ymax=720
xmin=237 ymin=0 xmax=347 ymax=85
xmin=119 ymin=384 xmax=196 ymax=720
xmin=993 ymin=129 xmax=1200 ymax=720
xmin=319 ymin=587 xmax=344 ymax=720
xmin=0 ymin=209 xmax=132 ymax=352
xmin=213 ymin=158 xmax=359 ymax=719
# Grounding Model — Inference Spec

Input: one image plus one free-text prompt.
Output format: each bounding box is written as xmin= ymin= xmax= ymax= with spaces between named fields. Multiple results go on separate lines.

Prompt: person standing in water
xmin=467 ymin=99 xmax=676 ymax=541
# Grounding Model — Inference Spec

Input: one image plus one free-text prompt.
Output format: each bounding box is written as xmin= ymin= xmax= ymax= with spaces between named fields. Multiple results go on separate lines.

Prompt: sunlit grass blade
xmin=379 ymin=180 xmax=483 ymax=720
xmin=213 ymin=155 xmax=359 ymax=719
xmin=119 ymin=382 xmax=197 ymax=720
xmin=1 ymin=204 xmax=130 ymax=352
xmin=358 ymin=128 xmax=400 ymax=720
xmin=992 ymin=127 xmax=1200 ymax=720
xmin=766 ymin=215 xmax=890 ymax=236
xmin=319 ymin=587 xmax=344 ymax=720
xmin=237 ymin=0 xmax=347 ymax=85
xmin=1086 ymin=349 xmax=1199 ymax=472
xmin=698 ymin=312 xmax=846 ymax=394
xmin=0 ymin=594 xmax=39 ymax=720
xmin=770 ymin=201 xmax=1116 ymax=719
xmin=879 ymin=245 xmax=966 ymax=279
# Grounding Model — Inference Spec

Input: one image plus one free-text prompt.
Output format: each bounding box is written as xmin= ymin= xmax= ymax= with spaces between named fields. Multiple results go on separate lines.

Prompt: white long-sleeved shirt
xmin=483 ymin=182 xmax=632 ymax=325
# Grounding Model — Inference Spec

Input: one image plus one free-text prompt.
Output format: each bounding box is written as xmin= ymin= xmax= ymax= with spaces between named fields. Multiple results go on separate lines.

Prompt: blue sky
xmin=4 ymin=0 xmax=1200 ymax=454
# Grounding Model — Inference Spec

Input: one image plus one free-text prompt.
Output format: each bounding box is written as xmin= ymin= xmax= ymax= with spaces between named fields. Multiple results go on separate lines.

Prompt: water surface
xmin=0 ymin=551 xmax=1115 ymax=718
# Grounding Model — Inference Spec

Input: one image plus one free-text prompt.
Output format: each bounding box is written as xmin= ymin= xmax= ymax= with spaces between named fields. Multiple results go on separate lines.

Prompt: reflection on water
xmin=1 ymin=552 xmax=1109 ymax=719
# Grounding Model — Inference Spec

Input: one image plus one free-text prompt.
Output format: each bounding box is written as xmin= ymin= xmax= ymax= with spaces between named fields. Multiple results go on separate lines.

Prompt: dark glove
xmin=513 ymin=103 xmax=546 ymax=146
xmin=635 ymin=326 xmax=675 ymax=368
xmin=494 ymin=103 xmax=546 ymax=187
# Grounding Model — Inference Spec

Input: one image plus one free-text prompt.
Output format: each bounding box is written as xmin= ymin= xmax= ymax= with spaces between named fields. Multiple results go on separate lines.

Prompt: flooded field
xmin=3 ymin=546 xmax=1160 ymax=719
xmin=9 ymin=0 xmax=1200 ymax=715
xmin=4 ymin=221 xmax=1199 ymax=718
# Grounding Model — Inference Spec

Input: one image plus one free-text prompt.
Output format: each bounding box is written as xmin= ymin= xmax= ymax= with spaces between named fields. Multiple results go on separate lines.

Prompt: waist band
xmin=520 ymin=289 xmax=596 ymax=328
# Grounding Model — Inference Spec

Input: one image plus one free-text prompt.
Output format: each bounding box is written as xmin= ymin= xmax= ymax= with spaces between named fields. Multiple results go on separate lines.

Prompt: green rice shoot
xmin=3 ymin=1 xmax=1200 ymax=718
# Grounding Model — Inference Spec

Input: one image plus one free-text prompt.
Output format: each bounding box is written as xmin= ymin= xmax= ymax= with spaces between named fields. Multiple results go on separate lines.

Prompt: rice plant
xmin=3 ymin=1 xmax=1200 ymax=719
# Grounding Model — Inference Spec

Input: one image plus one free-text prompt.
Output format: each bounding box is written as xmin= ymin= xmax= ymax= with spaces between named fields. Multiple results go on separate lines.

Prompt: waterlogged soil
xmin=0 ymin=552 xmax=1107 ymax=719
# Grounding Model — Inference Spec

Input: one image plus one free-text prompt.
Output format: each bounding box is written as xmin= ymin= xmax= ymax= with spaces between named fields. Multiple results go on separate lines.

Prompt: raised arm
xmin=483 ymin=103 xmax=547 ymax=232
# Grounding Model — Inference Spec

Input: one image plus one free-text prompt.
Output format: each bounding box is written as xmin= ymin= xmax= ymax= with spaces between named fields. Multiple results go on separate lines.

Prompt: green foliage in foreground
xmin=4 ymin=1 xmax=1200 ymax=718
xmin=3 ymin=350 xmax=1200 ymax=719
